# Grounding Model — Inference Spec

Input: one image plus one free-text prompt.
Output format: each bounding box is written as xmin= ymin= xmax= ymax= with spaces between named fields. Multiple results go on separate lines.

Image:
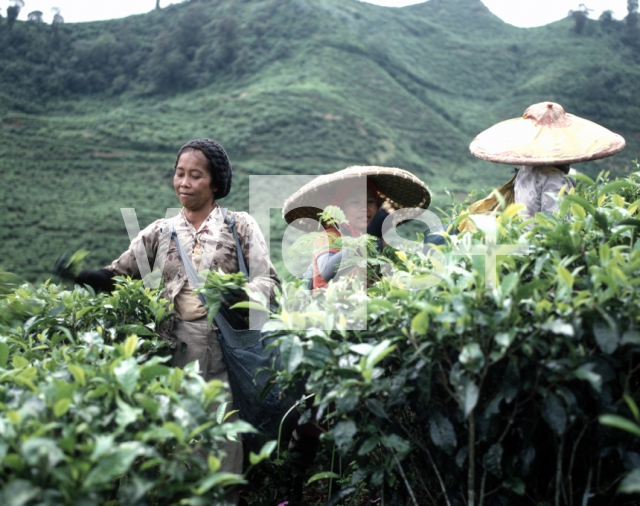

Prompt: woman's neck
xmin=184 ymin=201 xmax=217 ymax=230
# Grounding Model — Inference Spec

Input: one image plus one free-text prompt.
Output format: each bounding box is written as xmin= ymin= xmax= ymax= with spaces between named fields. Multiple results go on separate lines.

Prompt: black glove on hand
xmin=54 ymin=250 xmax=115 ymax=293
xmin=54 ymin=253 xmax=75 ymax=280
xmin=220 ymin=287 xmax=246 ymax=306
xmin=366 ymin=208 xmax=390 ymax=239
xmin=75 ymin=269 xmax=116 ymax=293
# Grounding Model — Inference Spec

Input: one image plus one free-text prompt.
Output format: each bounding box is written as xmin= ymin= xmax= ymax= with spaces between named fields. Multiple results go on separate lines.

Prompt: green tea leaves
xmin=114 ymin=358 xmax=140 ymax=396
xmin=542 ymin=394 xmax=567 ymax=435
xmin=429 ymin=412 xmax=457 ymax=454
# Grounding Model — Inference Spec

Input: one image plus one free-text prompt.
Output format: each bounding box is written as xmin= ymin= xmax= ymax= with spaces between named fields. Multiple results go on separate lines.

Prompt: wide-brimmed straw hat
xmin=469 ymin=102 xmax=626 ymax=166
xmin=283 ymin=166 xmax=431 ymax=231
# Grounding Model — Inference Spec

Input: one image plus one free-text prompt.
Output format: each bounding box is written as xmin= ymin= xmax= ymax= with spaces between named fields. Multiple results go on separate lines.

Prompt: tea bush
xmin=2 ymin=169 xmax=640 ymax=506
xmin=0 ymin=278 xmax=261 ymax=506
xmin=270 ymin=169 xmax=640 ymax=505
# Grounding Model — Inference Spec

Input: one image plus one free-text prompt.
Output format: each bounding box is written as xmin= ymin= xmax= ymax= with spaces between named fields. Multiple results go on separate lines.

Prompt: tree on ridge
xmin=51 ymin=7 xmax=64 ymax=26
xmin=568 ymin=3 xmax=592 ymax=34
xmin=27 ymin=10 xmax=43 ymax=23
xmin=625 ymin=0 xmax=639 ymax=44
xmin=7 ymin=0 xmax=25 ymax=29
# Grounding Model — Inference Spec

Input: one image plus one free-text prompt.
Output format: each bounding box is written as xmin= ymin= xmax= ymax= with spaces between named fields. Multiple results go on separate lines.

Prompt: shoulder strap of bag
xmin=167 ymin=218 xmax=207 ymax=306
xmin=220 ymin=208 xmax=249 ymax=277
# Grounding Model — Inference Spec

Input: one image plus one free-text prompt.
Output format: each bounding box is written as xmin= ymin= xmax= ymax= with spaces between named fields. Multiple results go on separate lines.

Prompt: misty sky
xmin=2 ymin=0 xmax=629 ymax=27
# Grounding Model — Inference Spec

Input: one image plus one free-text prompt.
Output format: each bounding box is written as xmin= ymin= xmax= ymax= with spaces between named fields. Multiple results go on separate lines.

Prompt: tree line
xmin=569 ymin=1 xmax=640 ymax=44
xmin=1 ymin=0 xmax=64 ymax=28
xmin=0 ymin=0 xmax=302 ymax=105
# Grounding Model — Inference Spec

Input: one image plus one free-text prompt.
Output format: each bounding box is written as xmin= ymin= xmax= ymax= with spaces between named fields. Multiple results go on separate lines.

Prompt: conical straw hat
xmin=469 ymin=102 xmax=625 ymax=166
xmin=283 ymin=166 xmax=431 ymax=231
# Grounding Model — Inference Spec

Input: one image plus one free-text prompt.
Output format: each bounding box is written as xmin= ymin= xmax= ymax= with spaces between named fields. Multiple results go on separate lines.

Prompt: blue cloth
xmin=423 ymin=220 xmax=457 ymax=248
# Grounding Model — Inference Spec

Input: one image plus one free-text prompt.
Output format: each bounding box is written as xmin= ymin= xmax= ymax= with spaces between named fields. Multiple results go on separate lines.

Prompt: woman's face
xmin=342 ymin=187 xmax=378 ymax=232
xmin=173 ymin=149 xmax=218 ymax=211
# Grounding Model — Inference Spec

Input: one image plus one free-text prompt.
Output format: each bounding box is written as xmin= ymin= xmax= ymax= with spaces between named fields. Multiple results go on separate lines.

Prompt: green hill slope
xmin=1 ymin=0 xmax=638 ymax=281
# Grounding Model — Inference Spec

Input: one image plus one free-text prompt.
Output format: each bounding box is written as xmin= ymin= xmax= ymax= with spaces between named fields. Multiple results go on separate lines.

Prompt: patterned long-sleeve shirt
xmin=514 ymin=165 xmax=575 ymax=218
xmin=105 ymin=206 xmax=279 ymax=319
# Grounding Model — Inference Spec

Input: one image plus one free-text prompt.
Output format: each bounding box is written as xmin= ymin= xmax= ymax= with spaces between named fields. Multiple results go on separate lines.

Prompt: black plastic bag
xmin=215 ymin=305 xmax=295 ymax=453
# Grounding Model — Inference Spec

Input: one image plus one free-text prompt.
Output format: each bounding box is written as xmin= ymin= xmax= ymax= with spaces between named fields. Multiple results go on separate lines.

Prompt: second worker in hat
xmin=469 ymin=101 xmax=626 ymax=219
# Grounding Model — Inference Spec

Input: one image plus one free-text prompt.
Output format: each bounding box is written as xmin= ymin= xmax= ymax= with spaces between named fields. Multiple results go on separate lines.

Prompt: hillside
xmin=1 ymin=0 xmax=639 ymax=281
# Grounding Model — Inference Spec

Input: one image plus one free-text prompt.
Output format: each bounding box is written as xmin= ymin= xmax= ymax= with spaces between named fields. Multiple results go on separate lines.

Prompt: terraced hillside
xmin=1 ymin=0 xmax=638 ymax=280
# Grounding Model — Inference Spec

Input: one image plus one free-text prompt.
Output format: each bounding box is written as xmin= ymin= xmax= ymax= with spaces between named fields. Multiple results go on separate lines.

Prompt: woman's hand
xmin=54 ymin=250 xmax=116 ymax=293
xmin=54 ymin=252 xmax=74 ymax=280
xmin=220 ymin=287 xmax=247 ymax=306
xmin=54 ymin=250 xmax=90 ymax=280
xmin=199 ymin=270 xmax=248 ymax=316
